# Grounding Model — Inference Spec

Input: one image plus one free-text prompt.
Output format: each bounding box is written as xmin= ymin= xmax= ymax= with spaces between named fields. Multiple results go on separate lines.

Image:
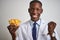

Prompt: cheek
xmin=38 ymin=12 xmax=42 ymax=16
xmin=38 ymin=10 xmax=42 ymax=15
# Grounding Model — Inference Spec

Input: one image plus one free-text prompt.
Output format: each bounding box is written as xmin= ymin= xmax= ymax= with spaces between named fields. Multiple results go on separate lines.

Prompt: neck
xmin=31 ymin=18 xmax=40 ymax=22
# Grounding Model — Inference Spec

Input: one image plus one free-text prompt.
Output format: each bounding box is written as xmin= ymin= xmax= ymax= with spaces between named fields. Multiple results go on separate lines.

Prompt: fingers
xmin=48 ymin=21 xmax=57 ymax=34
xmin=7 ymin=25 xmax=19 ymax=35
xmin=48 ymin=21 xmax=56 ymax=28
xmin=48 ymin=21 xmax=56 ymax=26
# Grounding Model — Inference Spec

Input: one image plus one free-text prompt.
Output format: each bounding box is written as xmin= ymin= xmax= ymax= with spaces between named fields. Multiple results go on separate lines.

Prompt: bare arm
xmin=7 ymin=25 xmax=19 ymax=40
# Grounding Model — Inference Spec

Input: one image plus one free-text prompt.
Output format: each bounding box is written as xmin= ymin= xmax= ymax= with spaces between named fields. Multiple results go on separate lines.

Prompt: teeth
xmin=33 ymin=15 xmax=37 ymax=18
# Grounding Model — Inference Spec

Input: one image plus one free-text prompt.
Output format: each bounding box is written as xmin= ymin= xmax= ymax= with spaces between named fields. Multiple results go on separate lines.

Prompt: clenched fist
xmin=7 ymin=19 xmax=21 ymax=40
xmin=48 ymin=21 xmax=56 ymax=36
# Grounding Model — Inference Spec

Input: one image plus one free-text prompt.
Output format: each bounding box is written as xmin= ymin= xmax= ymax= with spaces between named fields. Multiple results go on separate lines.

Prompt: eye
xmin=30 ymin=8 xmax=34 ymax=11
xmin=37 ymin=8 xmax=40 ymax=11
xmin=36 ymin=8 xmax=42 ymax=12
xmin=29 ymin=8 xmax=34 ymax=12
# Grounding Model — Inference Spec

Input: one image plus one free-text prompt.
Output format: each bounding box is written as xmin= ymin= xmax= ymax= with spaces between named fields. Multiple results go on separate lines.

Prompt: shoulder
xmin=20 ymin=20 xmax=30 ymax=26
xmin=41 ymin=19 xmax=48 ymax=25
xmin=40 ymin=19 xmax=49 ymax=34
xmin=16 ymin=20 xmax=30 ymax=33
xmin=17 ymin=20 xmax=30 ymax=30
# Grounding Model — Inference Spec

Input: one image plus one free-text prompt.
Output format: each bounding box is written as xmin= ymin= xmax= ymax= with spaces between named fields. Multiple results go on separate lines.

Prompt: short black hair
xmin=30 ymin=0 xmax=42 ymax=6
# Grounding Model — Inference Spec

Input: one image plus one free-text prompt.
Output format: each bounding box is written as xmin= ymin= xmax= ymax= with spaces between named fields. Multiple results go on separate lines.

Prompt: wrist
xmin=12 ymin=34 xmax=16 ymax=40
xmin=12 ymin=36 xmax=16 ymax=40
xmin=50 ymin=32 xmax=55 ymax=37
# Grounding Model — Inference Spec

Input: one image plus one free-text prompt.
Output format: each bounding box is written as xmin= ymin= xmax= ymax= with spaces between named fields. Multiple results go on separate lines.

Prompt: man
xmin=7 ymin=0 xmax=59 ymax=40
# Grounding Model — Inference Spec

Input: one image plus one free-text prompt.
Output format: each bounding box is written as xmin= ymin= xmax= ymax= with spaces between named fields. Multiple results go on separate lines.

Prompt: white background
xmin=0 ymin=0 xmax=60 ymax=40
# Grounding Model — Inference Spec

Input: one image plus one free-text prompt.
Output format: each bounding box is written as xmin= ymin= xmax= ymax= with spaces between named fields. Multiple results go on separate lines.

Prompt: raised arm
xmin=7 ymin=25 xmax=19 ymax=40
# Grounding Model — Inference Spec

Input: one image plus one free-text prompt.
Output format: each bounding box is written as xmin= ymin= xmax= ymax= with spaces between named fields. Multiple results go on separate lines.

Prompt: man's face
xmin=28 ymin=2 xmax=43 ymax=21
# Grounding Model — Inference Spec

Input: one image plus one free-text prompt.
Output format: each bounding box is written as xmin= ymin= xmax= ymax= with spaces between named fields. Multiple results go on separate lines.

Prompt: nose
xmin=33 ymin=9 xmax=37 ymax=14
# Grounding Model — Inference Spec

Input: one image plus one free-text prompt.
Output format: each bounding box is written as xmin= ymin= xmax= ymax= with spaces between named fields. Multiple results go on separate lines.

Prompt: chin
xmin=32 ymin=18 xmax=39 ymax=22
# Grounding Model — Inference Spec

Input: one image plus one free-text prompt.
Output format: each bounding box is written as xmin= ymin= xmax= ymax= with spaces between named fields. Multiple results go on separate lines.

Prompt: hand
xmin=48 ymin=21 xmax=56 ymax=36
xmin=51 ymin=36 xmax=56 ymax=40
xmin=7 ymin=25 xmax=19 ymax=40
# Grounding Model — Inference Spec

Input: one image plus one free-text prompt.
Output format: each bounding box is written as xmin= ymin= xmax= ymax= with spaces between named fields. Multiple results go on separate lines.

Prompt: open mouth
xmin=32 ymin=15 xmax=38 ymax=18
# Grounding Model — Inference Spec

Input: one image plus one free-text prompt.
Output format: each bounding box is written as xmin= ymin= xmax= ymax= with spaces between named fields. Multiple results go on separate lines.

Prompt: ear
xmin=28 ymin=8 xmax=30 ymax=13
xmin=41 ymin=8 xmax=43 ymax=13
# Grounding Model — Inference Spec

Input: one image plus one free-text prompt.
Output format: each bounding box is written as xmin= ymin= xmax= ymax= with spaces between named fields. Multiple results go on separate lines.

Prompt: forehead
xmin=30 ymin=2 xmax=42 ymax=8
